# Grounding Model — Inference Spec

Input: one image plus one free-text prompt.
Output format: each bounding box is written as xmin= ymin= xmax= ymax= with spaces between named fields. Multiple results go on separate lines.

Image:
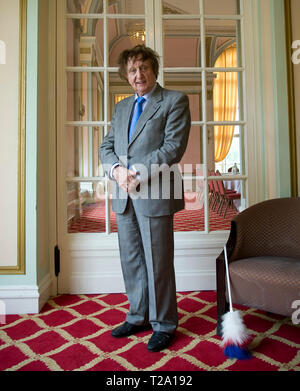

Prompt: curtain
xmin=213 ymin=46 xmax=238 ymax=162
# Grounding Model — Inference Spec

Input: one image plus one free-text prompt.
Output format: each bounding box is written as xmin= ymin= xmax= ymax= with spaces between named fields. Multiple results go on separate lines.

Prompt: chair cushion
xmin=229 ymin=256 xmax=300 ymax=317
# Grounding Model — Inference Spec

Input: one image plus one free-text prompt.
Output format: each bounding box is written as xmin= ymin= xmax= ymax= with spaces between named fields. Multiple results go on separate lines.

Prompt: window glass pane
xmin=66 ymin=126 xmax=105 ymax=178
xmin=163 ymin=19 xmax=201 ymax=67
xmin=108 ymin=0 xmax=145 ymax=15
xmin=67 ymin=0 xmax=103 ymax=14
xmin=108 ymin=18 xmax=146 ymax=67
xmin=176 ymin=126 xmax=204 ymax=232
xmin=109 ymin=72 xmax=134 ymax=121
xmin=205 ymin=19 xmax=241 ymax=67
xmin=208 ymin=177 xmax=245 ymax=232
xmin=179 ymin=177 xmax=205 ymax=232
xmin=67 ymin=72 xmax=104 ymax=122
xmin=175 ymin=185 xmax=205 ymax=231
xmin=209 ymin=180 xmax=245 ymax=231
xmin=214 ymin=125 xmax=245 ymax=175
xmin=162 ymin=0 xmax=200 ymax=14
xmin=211 ymin=125 xmax=243 ymax=173
xmin=67 ymin=18 xmax=104 ymax=67
xmin=165 ymin=72 xmax=202 ymax=121
xmin=208 ymin=71 xmax=243 ymax=122
xmin=180 ymin=125 xmax=203 ymax=169
xmin=67 ymin=180 xmax=115 ymax=233
xmin=204 ymin=0 xmax=240 ymax=15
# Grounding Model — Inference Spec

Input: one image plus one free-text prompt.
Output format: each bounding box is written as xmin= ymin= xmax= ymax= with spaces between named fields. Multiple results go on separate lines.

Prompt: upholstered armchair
xmin=216 ymin=197 xmax=300 ymax=335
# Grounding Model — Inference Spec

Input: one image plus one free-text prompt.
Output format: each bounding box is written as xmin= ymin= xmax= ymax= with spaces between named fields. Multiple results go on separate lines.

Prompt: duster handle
xmin=224 ymin=246 xmax=233 ymax=312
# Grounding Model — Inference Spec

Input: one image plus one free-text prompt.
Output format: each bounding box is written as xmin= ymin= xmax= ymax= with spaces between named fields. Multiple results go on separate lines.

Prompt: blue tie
xmin=128 ymin=96 xmax=145 ymax=142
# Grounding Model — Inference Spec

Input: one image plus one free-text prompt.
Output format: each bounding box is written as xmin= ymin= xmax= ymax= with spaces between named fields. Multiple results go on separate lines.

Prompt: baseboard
xmin=38 ymin=273 xmax=54 ymax=311
xmin=0 ymin=285 xmax=40 ymax=315
xmin=0 ymin=269 xmax=215 ymax=313
xmin=59 ymin=268 xmax=216 ymax=295
xmin=0 ymin=273 xmax=53 ymax=315
xmin=176 ymin=270 xmax=216 ymax=292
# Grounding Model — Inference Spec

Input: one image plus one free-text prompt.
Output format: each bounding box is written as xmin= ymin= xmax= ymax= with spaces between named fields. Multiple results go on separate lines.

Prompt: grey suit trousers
xmin=116 ymin=198 xmax=178 ymax=334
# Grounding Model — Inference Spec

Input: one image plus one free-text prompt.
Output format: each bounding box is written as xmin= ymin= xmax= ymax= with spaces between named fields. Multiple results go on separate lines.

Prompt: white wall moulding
xmin=0 ymin=273 xmax=53 ymax=315
xmin=58 ymin=231 xmax=229 ymax=294
xmin=0 ymin=286 xmax=39 ymax=315
xmin=0 ymin=0 xmax=27 ymax=275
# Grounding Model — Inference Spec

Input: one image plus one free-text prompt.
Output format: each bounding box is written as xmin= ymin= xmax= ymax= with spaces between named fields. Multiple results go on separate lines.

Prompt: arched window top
xmin=214 ymin=44 xmax=237 ymax=68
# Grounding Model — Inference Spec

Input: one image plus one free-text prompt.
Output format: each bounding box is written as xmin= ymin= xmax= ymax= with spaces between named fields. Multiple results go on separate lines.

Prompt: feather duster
xmin=221 ymin=246 xmax=251 ymax=359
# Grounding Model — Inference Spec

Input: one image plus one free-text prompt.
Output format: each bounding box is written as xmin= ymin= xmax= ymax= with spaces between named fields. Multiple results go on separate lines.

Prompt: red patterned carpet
xmin=69 ymin=201 xmax=237 ymax=233
xmin=0 ymin=291 xmax=299 ymax=371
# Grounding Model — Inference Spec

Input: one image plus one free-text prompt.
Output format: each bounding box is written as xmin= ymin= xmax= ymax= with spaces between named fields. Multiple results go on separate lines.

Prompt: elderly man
xmin=100 ymin=45 xmax=191 ymax=352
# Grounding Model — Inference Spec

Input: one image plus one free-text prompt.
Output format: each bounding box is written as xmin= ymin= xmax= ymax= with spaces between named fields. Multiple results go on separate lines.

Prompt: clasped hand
xmin=113 ymin=166 xmax=140 ymax=193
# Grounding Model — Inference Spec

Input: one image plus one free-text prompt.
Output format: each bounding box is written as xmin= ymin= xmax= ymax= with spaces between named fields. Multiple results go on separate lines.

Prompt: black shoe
xmin=111 ymin=321 xmax=151 ymax=338
xmin=147 ymin=331 xmax=174 ymax=352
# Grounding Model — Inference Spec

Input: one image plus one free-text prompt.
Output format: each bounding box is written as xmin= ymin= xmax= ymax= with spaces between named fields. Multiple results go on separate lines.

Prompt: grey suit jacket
xmin=100 ymin=83 xmax=191 ymax=217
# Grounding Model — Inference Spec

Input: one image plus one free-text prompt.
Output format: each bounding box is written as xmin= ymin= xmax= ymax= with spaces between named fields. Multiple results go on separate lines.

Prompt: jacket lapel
xmin=128 ymin=84 xmax=163 ymax=147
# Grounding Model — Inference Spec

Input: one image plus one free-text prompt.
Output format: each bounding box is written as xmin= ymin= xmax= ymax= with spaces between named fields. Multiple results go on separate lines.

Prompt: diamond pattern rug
xmin=0 ymin=291 xmax=299 ymax=371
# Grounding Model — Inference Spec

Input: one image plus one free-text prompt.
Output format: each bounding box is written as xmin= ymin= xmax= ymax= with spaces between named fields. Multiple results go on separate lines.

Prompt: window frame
xmin=61 ymin=0 xmax=251 ymax=236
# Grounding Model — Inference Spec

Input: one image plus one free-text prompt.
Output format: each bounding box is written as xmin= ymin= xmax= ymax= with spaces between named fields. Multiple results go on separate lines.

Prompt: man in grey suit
xmin=100 ymin=45 xmax=191 ymax=352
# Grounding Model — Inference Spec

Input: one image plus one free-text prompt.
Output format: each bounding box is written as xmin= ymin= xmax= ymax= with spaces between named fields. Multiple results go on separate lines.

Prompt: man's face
xmin=126 ymin=56 xmax=157 ymax=96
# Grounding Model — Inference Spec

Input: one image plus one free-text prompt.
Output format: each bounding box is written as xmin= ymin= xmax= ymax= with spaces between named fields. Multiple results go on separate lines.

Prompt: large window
xmin=64 ymin=0 xmax=247 ymax=234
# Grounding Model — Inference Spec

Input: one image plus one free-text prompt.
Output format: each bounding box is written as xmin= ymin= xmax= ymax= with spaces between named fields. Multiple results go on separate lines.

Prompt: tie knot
xmin=136 ymin=96 xmax=145 ymax=105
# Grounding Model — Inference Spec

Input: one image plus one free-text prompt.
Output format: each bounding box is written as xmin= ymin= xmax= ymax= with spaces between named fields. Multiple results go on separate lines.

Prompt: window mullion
xmin=240 ymin=0 xmax=248 ymax=208
xmin=103 ymin=0 xmax=111 ymax=235
xmin=154 ymin=0 xmax=164 ymax=86
xmin=199 ymin=0 xmax=210 ymax=233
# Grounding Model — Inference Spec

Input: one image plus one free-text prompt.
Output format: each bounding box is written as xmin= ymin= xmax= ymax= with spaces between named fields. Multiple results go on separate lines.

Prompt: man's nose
xmin=136 ymin=68 xmax=143 ymax=78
